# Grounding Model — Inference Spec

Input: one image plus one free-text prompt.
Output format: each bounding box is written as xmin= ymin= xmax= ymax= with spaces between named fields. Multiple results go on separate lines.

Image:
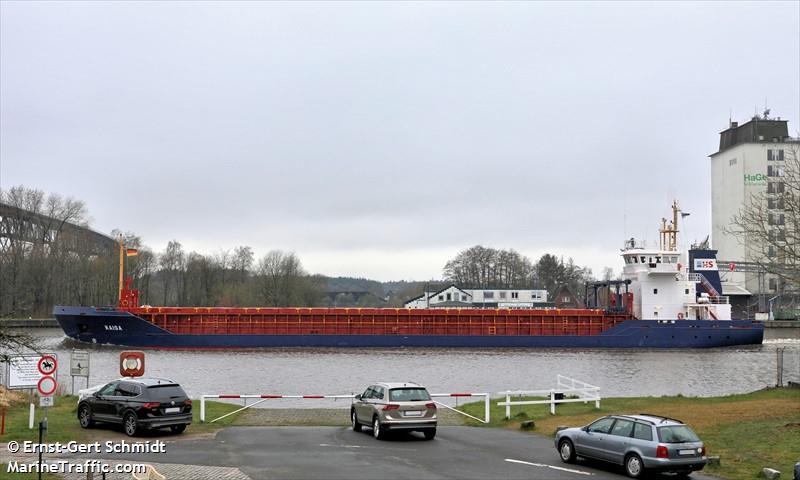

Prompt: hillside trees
xmin=443 ymin=246 xmax=534 ymax=288
xmin=442 ymin=246 xmax=594 ymax=298
xmin=0 ymin=185 xmax=114 ymax=317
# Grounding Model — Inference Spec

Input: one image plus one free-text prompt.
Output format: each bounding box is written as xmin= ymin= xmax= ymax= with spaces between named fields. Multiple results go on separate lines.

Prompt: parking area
xmin=88 ymin=426 xmax=716 ymax=480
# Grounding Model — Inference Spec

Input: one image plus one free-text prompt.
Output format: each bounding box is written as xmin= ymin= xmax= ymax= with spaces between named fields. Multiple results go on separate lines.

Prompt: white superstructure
xmin=622 ymin=201 xmax=731 ymax=321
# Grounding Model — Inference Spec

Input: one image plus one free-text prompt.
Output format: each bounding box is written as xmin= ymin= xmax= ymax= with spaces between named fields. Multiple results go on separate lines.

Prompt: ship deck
xmin=127 ymin=307 xmax=633 ymax=336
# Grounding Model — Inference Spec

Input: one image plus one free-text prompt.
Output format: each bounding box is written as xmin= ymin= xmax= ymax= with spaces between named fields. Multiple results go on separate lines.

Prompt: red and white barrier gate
xmin=200 ymin=392 xmax=491 ymax=424
xmin=200 ymin=394 xmax=355 ymax=423
xmin=430 ymin=393 xmax=490 ymax=424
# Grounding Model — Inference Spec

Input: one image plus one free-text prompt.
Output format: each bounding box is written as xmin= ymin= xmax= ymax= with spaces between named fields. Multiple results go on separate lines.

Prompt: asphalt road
xmin=90 ymin=426 xmax=716 ymax=480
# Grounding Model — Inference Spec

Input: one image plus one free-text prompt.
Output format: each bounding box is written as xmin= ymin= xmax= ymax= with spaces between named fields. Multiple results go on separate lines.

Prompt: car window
xmin=117 ymin=382 xmax=140 ymax=397
xmin=361 ymin=387 xmax=373 ymax=399
xmin=658 ymin=425 xmax=700 ymax=443
xmin=610 ymin=419 xmax=634 ymax=437
xmin=374 ymin=386 xmax=385 ymax=400
xmin=633 ymin=423 xmax=653 ymax=441
xmin=146 ymin=384 xmax=187 ymax=401
xmin=389 ymin=388 xmax=431 ymax=401
xmin=98 ymin=382 xmax=118 ymax=396
xmin=587 ymin=417 xmax=615 ymax=434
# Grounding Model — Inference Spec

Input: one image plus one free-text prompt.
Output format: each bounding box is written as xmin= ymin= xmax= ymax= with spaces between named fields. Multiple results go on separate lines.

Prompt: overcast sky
xmin=1 ymin=1 xmax=798 ymax=281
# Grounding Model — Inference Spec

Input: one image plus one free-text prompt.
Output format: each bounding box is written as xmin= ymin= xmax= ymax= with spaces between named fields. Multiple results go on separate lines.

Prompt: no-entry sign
xmin=37 ymin=376 xmax=57 ymax=396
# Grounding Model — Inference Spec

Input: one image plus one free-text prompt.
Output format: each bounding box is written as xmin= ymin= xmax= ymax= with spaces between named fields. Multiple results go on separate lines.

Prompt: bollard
xmin=707 ymin=456 xmax=721 ymax=466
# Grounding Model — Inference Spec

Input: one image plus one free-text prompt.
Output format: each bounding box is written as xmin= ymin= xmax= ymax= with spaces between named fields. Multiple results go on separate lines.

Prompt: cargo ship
xmin=54 ymin=202 xmax=763 ymax=349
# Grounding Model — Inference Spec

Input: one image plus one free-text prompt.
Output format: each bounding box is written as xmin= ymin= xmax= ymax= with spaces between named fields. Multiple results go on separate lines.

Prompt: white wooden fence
xmin=497 ymin=375 xmax=601 ymax=418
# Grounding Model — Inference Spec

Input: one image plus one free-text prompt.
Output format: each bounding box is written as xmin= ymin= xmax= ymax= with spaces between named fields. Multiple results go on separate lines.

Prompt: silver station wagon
xmin=351 ymin=382 xmax=438 ymax=440
xmin=555 ymin=414 xmax=707 ymax=478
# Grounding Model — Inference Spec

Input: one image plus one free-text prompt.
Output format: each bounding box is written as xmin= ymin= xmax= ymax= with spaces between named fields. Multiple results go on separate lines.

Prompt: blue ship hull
xmin=53 ymin=306 xmax=764 ymax=349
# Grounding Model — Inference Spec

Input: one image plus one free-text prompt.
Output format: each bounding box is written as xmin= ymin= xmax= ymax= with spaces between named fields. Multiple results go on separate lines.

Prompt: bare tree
xmin=159 ymin=240 xmax=185 ymax=305
xmin=443 ymin=246 xmax=534 ymax=288
xmin=728 ymin=144 xmax=800 ymax=292
xmin=256 ymin=250 xmax=320 ymax=306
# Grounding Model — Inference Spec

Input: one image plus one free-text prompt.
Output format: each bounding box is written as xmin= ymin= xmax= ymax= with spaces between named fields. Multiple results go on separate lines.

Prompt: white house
xmin=404 ymin=284 xmax=548 ymax=309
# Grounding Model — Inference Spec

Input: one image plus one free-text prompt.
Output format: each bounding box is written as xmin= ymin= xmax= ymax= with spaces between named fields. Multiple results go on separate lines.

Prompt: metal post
xmin=505 ymin=393 xmax=511 ymax=420
xmin=550 ymin=390 xmax=556 ymax=415
xmin=38 ymin=416 xmax=46 ymax=480
xmin=200 ymin=396 xmax=206 ymax=423
xmin=777 ymin=347 xmax=785 ymax=387
xmin=484 ymin=395 xmax=490 ymax=424
xmin=29 ymin=402 xmax=34 ymax=430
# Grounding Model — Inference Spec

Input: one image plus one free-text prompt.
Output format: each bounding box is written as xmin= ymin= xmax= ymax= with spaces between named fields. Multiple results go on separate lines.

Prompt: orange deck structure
xmin=128 ymin=307 xmax=632 ymax=337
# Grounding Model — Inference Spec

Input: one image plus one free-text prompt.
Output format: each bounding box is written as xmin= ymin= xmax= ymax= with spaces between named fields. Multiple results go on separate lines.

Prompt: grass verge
xmin=458 ymin=387 xmax=799 ymax=480
xmin=0 ymin=395 xmax=242 ymax=443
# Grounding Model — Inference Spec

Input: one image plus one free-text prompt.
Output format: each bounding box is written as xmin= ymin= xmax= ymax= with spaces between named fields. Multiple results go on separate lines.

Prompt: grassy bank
xmin=458 ymin=387 xmax=799 ymax=480
xmin=0 ymin=395 xmax=243 ymax=444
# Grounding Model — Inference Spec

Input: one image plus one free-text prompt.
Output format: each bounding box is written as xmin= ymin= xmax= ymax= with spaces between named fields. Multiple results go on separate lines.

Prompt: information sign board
xmin=5 ymin=354 xmax=57 ymax=389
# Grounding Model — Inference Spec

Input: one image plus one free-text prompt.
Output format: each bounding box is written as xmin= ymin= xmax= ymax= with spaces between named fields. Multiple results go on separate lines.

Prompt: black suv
xmin=77 ymin=378 xmax=192 ymax=436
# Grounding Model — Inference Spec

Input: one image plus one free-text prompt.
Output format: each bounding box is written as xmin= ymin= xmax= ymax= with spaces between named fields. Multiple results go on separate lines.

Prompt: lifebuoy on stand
xmin=677 ymin=312 xmax=685 ymax=320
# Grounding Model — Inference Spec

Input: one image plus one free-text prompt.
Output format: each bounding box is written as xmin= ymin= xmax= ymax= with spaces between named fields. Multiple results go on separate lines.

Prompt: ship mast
xmin=118 ymin=234 xmax=125 ymax=303
xmin=658 ymin=200 xmax=681 ymax=251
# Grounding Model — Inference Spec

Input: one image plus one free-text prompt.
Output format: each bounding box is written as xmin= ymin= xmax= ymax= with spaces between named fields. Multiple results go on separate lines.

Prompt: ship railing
xmin=706 ymin=296 xmax=730 ymax=304
xmin=497 ymin=375 xmax=601 ymax=418
xmin=199 ymin=392 xmax=491 ymax=424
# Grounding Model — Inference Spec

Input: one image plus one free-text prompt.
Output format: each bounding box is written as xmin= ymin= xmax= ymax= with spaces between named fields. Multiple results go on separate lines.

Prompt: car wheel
xmin=625 ymin=453 xmax=645 ymax=478
xmin=423 ymin=428 xmax=436 ymax=440
xmin=170 ymin=424 xmax=187 ymax=434
xmin=351 ymin=409 xmax=362 ymax=432
xmin=372 ymin=417 xmax=384 ymax=440
xmin=123 ymin=412 xmax=139 ymax=437
xmin=78 ymin=405 xmax=94 ymax=428
xmin=558 ymin=438 xmax=576 ymax=463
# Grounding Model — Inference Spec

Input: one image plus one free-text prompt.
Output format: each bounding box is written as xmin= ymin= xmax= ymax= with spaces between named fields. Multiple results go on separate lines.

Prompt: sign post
xmin=36 ymin=356 xmax=57 ymax=438
xmin=70 ymin=350 xmax=90 ymax=394
xmin=5 ymin=354 xmax=57 ymax=430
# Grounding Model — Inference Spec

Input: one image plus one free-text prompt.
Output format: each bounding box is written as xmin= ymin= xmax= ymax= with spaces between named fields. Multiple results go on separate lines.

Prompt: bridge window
xmin=653 ymin=288 xmax=658 ymax=294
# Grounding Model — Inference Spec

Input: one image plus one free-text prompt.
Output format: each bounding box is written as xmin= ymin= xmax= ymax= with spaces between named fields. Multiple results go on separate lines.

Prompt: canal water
xmin=8 ymin=329 xmax=800 ymax=407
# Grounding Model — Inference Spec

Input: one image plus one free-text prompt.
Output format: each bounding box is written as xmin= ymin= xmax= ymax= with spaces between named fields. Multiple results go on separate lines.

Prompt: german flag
xmin=126 ymin=248 xmax=138 ymax=256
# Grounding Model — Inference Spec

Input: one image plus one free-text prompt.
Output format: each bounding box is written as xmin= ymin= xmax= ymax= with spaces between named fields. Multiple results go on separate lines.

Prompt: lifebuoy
xmin=677 ymin=312 xmax=684 ymax=320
